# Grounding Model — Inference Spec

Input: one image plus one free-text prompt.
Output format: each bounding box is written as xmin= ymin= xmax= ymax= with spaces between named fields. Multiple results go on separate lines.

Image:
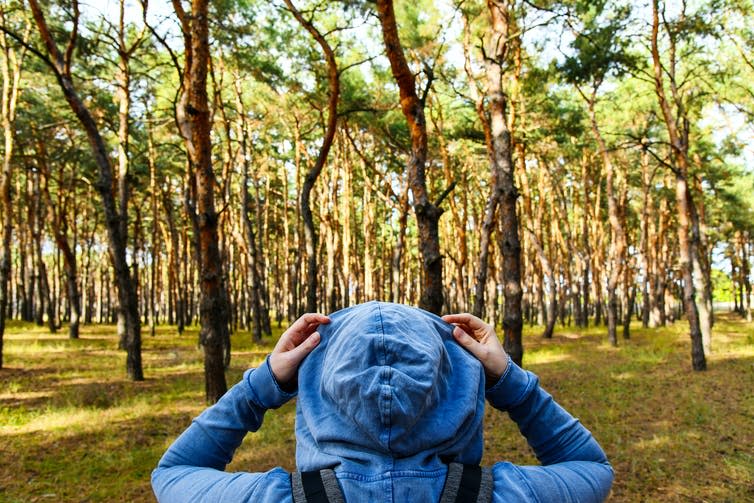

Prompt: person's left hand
xmin=269 ymin=313 xmax=330 ymax=391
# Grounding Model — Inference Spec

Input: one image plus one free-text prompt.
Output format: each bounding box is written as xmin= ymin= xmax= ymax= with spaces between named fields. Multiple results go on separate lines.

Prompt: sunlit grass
xmin=1 ymin=314 xmax=753 ymax=501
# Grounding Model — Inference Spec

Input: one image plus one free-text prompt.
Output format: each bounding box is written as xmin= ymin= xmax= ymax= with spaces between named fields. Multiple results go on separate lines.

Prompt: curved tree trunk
xmin=29 ymin=0 xmax=142 ymax=379
xmin=284 ymin=0 xmax=340 ymax=314
xmin=376 ymin=0 xmax=445 ymax=314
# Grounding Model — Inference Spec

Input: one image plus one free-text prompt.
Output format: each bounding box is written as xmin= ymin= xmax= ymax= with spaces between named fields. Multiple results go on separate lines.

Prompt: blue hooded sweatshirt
xmin=152 ymin=301 xmax=614 ymax=502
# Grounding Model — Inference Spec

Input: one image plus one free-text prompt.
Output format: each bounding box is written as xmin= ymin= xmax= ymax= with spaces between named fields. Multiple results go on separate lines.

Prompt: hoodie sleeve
xmin=151 ymin=356 xmax=296 ymax=503
xmin=485 ymin=358 xmax=614 ymax=503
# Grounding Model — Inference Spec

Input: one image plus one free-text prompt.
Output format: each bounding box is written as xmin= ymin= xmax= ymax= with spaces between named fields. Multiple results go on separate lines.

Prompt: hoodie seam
xmin=376 ymin=303 xmax=394 ymax=458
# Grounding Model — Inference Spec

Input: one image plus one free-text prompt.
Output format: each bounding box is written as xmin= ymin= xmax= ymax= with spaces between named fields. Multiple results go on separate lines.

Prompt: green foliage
xmin=558 ymin=2 xmax=639 ymax=87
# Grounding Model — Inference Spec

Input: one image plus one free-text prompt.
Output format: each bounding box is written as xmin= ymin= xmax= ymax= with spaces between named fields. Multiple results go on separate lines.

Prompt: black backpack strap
xmin=291 ymin=469 xmax=345 ymax=503
xmin=440 ymin=463 xmax=493 ymax=503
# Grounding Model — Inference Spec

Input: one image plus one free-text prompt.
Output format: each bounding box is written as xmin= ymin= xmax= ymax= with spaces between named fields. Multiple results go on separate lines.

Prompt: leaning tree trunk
xmin=173 ymin=0 xmax=230 ymax=402
xmin=28 ymin=0 xmax=142 ymax=379
xmin=377 ymin=0 xmax=451 ymax=314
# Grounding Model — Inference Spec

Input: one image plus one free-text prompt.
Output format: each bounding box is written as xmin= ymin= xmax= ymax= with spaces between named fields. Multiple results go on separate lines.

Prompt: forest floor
xmin=1 ymin=313 xmax=753 ymax=502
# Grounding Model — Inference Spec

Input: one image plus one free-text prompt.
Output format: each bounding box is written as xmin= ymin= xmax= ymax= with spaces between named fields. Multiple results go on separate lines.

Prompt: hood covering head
xmin=295 ymin=302 xmax=486 ymax=473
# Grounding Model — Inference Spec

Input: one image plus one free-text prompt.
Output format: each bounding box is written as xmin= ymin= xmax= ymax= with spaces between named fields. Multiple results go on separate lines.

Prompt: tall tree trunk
xmin=581 ymin=90 xmax=626 ymax=347
xmin=692 ymin=176 xmax=712 ymax=353
xmin=527 ymin=229 xmax=556 ymax=339
xmin=37 ymin=140 xmax=80 ymax=339
xmin=744 ymin=236 xmax=752 ymax=321
xmin=146 ymin=98 xmax=158 ymax=337
xmin=0 ymin=10 xmax=26 ymax=367
xmin=173 ymin=0 xmax=229 ymax=402
xmin=651 ymin=0 xmax=706 ymax=370
xmin=30 ymin=170 xmax=55 ymax=332
xmin=284 ymin=0 xmax=340 ymax=314
xmin=28 ymin=0 xmax=142 ymax=378
xmin=376 ymin=0 xmax=446 ymax=314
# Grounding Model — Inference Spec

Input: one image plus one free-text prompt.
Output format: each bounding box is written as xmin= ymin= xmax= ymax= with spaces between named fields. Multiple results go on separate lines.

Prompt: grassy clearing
xmin=1 ymin=315 xmax=753 ymax=502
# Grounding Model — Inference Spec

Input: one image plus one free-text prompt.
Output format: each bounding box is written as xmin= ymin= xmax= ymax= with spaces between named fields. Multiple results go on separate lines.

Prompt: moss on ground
xmin=1 ymin=315 xmax=752 ymax=502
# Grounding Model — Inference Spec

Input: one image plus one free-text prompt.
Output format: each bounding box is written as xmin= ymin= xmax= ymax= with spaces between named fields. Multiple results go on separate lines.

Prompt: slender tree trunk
xmin=527 ymin=229 xmax=556 ymax=338
xmin=0 ymin=11 xmax=26 ymax=367
xmin=744 ymin=236 xmax=752 ymax=321
xmin=30 ymin=172 xmax=55 ymax=332
xmin=37 ymin=142 xmax=80 ymax=339
xmin=651 ymin=0 xmax=706 ymax=370
xmin=581 ymin=92 xmax=625 ymax=347
xmin=284 ymin=0 xmax=340 ymax=314
xmin=146 ymin=99 xmax=158 ymax=337
xmin=691 ymin=176 xmax=712 ymax=353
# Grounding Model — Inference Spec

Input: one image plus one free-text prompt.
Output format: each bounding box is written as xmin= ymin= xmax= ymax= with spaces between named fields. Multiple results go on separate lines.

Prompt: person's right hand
xmin=442 ymin=313 xmax=509 ymax=384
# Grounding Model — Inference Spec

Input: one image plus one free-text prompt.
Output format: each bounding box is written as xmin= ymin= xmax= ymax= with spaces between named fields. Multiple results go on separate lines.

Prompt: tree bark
xmin=173 ymin=0 xmax=229 ymax=402
xmin=527 ymin=229 xmax=556 ymax=339
xmin=233 ymin=79 xmax=264 ymax=343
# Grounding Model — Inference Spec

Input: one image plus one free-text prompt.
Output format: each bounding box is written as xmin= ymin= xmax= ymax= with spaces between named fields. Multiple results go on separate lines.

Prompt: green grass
xmin=1 ymin=315 xmax=753 ymax=502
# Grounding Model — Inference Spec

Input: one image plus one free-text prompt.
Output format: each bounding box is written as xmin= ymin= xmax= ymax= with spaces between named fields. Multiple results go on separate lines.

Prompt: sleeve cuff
xmin=485 ymin=356 xmax=537 ymax=411
xmin=244 ymin=355 xmax=297 ymax=409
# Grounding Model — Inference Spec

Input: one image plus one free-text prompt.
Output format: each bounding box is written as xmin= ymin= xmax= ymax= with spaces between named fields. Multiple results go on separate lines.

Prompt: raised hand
xmin=442 ymin=312 xmax=509 ymax=384
xmin=269 ymin=313 xmax=330 ymax=390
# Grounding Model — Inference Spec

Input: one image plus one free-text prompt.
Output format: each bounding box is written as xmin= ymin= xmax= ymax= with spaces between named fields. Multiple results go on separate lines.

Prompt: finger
xmin=451 ymin=325 xmax=485 ymax=359
xmin=283 ymin=331 xmax=321 ymax=367
xmin=443 ymin=313 xmax=485 ymax=329
xmin=444 ymin=319 xmax=477 ymax=340
xmin=285 ymin=314 xmax=330 ymax=343
xmin=289 ymin=313 xmax=330 ymax=334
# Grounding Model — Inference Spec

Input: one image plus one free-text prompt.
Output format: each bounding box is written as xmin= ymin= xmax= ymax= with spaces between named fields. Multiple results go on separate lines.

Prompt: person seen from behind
xmin=152 ymin=301 xmax=614 ymax=502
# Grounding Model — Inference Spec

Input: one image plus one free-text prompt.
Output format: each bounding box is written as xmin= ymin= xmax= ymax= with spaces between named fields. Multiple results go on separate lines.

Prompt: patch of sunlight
xmin=682 ymin=430 xmax=703 ymax=440
xmin=6 ymin=340 xmax=100 ymax=354
xmin=611 ymin=371 xmax=635 ymax=380
xmin=723 ymin=452 xmax=754 ymax=482
xmin=232 ymin=351 xmax=269 ymax=365
xmin=7 ymin=341 xmax=60 ymax=354
xmin=714 ymin=344 xmax=754 ymax=359
xmin=633 ymin=434 xmax=671 ymax=450
xmin=0 ymin=390 xmax=51 ymax=401
xmin=652 ymin=420 xmax=673 ymax=429
xmin=556 ymin=332 xmax=582 ymax=340
xmin=525 ymin=351 xmax=572 ymax=365
xmin=0 ymin=399 xmax=201 ymax=436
